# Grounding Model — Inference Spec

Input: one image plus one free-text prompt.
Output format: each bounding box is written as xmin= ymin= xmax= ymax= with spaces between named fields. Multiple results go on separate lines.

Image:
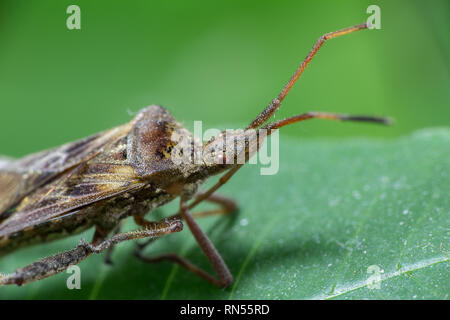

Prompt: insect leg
xmin=180 ymin=197 xmax=233 ymax=288
xmin=162 ymin=191 xmax=238 ymax=222
xmin=135 ymin=199 xmax=233 ymax=288
xmin=90 ymin=222 xmax=123 ymax=265
xmin=134 ymin=191 xmax=237 ymax=255
xmin=190 ymin=191 xmax=238 ymax=218
xmin=132 ymin=215 xmax=181 ymax=252
xmin=134 ymin=168 xmax=242 ymax=288
xmin=0 ymin=242 xmax=92 ymax=286
xmin=134 ymin=252 xmax=227 ymax=288
xmin=0 ymin=218 xmax=182 ymax=286
xmin=83 ymin=218 xmax=183 ymax=253
xmin=188 ymin=164 xmax=243 ymax=211
xmin=103 ymin=221 xmax=124 ymax=265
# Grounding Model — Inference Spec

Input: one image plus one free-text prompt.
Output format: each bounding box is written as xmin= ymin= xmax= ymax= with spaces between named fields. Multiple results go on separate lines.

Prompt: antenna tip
xmin=343 ymin=115 xmax=393 ymax=126
xmin=383 ymin=117 xmax=394 ymax=125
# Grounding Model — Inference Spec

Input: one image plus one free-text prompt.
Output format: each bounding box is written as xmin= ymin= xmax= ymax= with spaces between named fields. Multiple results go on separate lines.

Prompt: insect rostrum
xmin=0 ymin=22 xmax=389 ymax=288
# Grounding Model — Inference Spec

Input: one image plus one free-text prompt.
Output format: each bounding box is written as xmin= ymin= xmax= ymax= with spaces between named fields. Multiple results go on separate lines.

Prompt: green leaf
xmin=0 ymin=128 xmax=448 ymax=299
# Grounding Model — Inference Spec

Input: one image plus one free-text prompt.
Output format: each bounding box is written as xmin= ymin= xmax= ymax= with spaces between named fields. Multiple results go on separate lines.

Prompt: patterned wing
xmin=0 ymin=123 xmax=132 ymax=217
xmin=0 ymin=135 xmax=144 ymax=237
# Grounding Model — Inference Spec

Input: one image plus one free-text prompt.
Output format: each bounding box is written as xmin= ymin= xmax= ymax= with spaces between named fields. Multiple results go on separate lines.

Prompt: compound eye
xmin=215 ymin=153 xmax=226 ymax=165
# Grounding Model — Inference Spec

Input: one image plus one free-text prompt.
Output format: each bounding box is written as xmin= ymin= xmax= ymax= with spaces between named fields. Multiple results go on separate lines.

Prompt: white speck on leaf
xmin=240 ymin=218 xmax=249 ymax=226
xmin=352 ymin=190 xmax=361 ymax=200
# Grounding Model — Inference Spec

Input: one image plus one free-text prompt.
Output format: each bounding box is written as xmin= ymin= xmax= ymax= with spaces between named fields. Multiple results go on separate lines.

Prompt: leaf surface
xmin=0 ymin=128 xmax=448 ymax=299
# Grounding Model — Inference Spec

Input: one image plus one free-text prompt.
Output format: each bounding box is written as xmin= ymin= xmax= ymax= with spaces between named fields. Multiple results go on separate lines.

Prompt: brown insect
xmin=0 ymin=22 xmax=389 ymax=288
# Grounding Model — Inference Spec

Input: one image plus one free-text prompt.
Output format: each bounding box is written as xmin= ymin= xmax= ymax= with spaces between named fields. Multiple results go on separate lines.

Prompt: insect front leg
xmin=0 ymin=242 xmax=92 ymax=286
xmin=103 ymin=221 xmax=124 ymax=265
xmin=188 ymin=165 xmax=243 ymax=211
xmin=89 ymin=220 xmax=124 ymax=265
xmin=187 ymin=191 xmax=238 ymax=218
xmin=161 ymin=191 xmax=238 ymax=222
xmin=134 ymin=190 xmax=237 ymax=255
xmin=179 ymin=198 xmax=233 ymax=288
xmin=0 ymin=218 xmax=182 ymax=286
xmin=135 ymin=196 xmax=233 ymax=288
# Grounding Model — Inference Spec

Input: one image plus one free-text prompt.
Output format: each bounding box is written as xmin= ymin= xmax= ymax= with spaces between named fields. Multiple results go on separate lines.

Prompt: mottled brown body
xmin=0 ymin=182 xmax=175 ymax=255
xmin=0 ymin=105 xmax=204 ymax=256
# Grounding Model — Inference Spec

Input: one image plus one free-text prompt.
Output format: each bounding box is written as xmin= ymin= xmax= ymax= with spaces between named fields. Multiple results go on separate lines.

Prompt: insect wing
xmin=0 ymin=135 xmax=144 ymax=237
xmin=0 ymin=123 xmax=132 ymax=217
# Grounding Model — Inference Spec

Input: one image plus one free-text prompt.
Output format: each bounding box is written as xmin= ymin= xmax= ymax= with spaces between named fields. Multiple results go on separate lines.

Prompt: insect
xmin=0 ymin=22 xmax=389 ymax=288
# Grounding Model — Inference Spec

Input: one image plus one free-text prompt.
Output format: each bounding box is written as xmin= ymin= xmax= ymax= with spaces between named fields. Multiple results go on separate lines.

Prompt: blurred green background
xmin=0 ymin=0 xmax=448 ymax=158
xmin=0 ymin=0 xmax=449 ymax=300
